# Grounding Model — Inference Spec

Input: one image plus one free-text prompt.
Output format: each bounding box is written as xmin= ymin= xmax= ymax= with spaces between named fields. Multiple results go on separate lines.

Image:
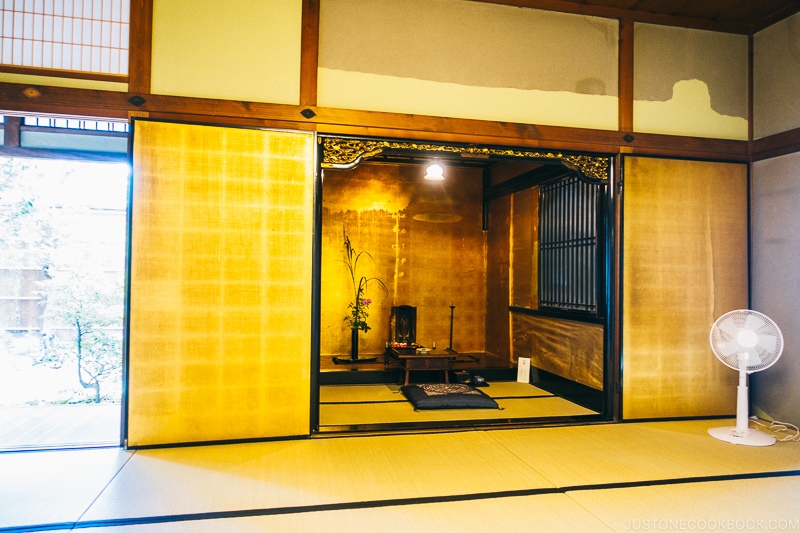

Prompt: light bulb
xmin=424 ymin=164 xmax=444 ymax=181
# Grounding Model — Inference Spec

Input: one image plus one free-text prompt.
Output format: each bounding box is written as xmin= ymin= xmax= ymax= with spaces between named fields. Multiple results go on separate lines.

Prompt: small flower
xmin=341 ymin=234 xmax=386 ymax=333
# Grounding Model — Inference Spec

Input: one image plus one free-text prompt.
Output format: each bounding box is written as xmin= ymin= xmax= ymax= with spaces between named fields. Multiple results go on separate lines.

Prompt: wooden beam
xmin=0 ymin=81 xmax=750 ymax=161
xmin=0 ymin=65 xmax=127 ymax=84
xmin=750 ymin=3 xmax=800 ymax=33
xmin=300 ymin=0 xmax=321 ymax=107
xmin=751 ymin=127 xmax=800 ymax=162
xmin=618 ymin=19 xmax=634 ymax=133
xmin=128 ymin=0 xmax=154 ymax=94
xmin=748 ymin=33 xmax=754 ymax=146
xmin=470 ymin=0 xmax=752 ymax=34
xmin=3 ymin=116 xmax=20 ymax=147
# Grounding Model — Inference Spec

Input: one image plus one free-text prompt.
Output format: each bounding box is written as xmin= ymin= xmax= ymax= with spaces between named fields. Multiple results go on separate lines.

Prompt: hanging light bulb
xmin=424 ymin=163 xmax=444 ymax=181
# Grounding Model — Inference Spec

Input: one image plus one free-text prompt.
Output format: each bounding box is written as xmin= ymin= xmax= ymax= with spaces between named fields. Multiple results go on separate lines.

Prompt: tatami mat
xmin=489 ymin=419 xmax=800 ymax=487
xmin=77 ymin=431 xmax=554 ymax=523
xmin=320 ymin=395 xmax=596 ymax=425
xmin=477 ymin=381 xmax=555 ymax=398
xmin=81 ymin=494 xmax=613 ymax=533
xmin=318 ymin=381 xmax=554 ymax=404
xmin=318 ymin=381 xmax=584 ymax=427
xmin=568 ymin=476 xmax=800 ymax=532
xmin=3 ymin=420 xmax=798 ymax=532
xmin=319 ymin=384 xmax=404 ymax=403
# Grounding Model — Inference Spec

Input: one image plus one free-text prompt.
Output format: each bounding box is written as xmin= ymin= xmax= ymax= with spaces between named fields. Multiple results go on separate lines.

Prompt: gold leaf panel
xmin=128 ymin=121 xmax=314 ymax=446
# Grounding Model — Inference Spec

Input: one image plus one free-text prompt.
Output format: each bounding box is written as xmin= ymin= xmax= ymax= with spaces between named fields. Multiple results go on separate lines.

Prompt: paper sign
xmin=517 ymin=357 xmax=531 ymax=383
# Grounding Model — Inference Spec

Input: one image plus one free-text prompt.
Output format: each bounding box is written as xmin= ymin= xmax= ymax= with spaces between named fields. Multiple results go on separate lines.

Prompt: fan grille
xmin=710 ymin=310 xmax=783 ymax=372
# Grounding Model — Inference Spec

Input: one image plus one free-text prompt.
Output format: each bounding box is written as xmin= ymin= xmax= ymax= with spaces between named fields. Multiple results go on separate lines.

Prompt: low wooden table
xmin=394 ymin=351 xmax=456 ymax=386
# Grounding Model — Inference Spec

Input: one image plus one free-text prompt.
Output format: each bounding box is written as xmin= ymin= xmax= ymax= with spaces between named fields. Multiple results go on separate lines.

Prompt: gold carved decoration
xmin=320 ymin=137 xmax=609 ymax=181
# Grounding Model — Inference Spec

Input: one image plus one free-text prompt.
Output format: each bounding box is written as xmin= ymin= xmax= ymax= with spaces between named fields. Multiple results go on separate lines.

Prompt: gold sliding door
xmin=127 ymin=121 xmax=315 ymax=446
xmin=622 ymin=157 xmax=747 ymax=419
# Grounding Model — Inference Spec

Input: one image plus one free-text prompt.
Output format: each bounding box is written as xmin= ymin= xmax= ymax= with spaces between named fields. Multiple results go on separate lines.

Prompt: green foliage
xmin=36 ymin=270 xmax=124 ymax=403
xmin=0 ymin=157 xmax=126 ymax=404
xmin=0 ymin=158 xmax=55 ymax=268
xmin=341 ymin=233 xmax=387 ymax=333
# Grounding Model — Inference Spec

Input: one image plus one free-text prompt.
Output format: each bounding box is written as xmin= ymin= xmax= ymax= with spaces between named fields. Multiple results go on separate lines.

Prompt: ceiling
xmin=503 ymin=0 xmax=800 ymax=33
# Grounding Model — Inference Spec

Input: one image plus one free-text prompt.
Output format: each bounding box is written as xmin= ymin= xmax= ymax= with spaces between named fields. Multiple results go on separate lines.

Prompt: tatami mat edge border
xmin=5 ymin=469 xmax=799 ymax=533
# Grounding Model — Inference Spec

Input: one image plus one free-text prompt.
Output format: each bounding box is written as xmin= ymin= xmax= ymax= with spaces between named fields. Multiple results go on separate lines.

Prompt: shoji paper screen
xmin=127 ymin=121 xmax=314 ymax=446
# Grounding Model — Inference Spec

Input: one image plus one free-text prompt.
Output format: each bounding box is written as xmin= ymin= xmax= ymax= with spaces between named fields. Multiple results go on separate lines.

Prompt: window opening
xmin=0 ymin=0 xmax=130 ymax=76
xmin=23 ymin=116 xmax=129 ymax=133
xmin=0 ymin=154 xmax=128 ymax=450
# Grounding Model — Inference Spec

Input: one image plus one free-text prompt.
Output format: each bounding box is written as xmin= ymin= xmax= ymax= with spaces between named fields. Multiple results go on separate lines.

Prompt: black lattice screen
xmin=539 ymin=175 xmax=598 ymax=312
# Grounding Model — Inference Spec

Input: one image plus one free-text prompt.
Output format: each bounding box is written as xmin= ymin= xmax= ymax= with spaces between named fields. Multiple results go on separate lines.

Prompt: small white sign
xmin=517 ymin=357 xmax=531 ymax=383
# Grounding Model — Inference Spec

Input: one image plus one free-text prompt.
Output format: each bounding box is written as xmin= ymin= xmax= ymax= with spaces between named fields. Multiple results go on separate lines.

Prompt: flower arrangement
xmin=342 ymin=233 xmax=386 ymax=333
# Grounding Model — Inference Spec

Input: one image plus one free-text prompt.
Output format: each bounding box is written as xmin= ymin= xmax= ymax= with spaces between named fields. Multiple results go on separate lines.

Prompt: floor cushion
xmin=401 ymin=383 xmax=500 ymax=410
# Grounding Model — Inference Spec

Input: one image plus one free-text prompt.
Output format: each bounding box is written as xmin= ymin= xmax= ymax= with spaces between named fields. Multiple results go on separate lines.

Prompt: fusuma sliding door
xmin=622 ymin=157 xmax=748 ymax=419
xmin=127 ymin=121 xmax=315 ymax=446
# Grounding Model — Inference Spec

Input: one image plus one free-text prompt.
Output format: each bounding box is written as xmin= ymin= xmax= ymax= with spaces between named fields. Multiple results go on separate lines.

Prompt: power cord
xmin=750 ymin=416 xmax=800 ymax=442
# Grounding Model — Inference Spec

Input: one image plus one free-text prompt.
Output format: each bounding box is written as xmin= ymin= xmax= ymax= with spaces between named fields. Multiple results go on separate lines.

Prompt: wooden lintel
xmin=751 ymin=127 xmax=800 ymax=162
xmin=0 ymin=81 xmax=751 ymax=162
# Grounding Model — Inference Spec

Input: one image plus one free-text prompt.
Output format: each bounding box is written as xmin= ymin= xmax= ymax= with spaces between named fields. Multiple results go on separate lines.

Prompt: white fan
xmin=708 ymin=309 xmax=784 ymax=446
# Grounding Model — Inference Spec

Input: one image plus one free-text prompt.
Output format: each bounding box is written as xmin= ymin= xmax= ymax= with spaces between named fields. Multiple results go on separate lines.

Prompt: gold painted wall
xmin=510 ymin=187 xmax=539 ymax=309
xmin=512 ymin=314 xmax=604 ymax=390
xmin=507 ymin=182 xmax=603 ymax=387
xmin=633 ymin=24 xmax=748 ymax=140
xmin=622 ymin=157 xmax=747 ymax=419
xmin=321 ymin=163 xmax=485 ymax=357
xmin=486 ymin=196 xmax=510 ymax=362
xmin=753 ymin=12 xmax=800 ymax=139
xmin=150 ymin=0 xmax=302 ymax=104
xmin=318 ymin=0 xmax=618 ymax=130
xmin=128 ymin=121 xmax=314 ymax=446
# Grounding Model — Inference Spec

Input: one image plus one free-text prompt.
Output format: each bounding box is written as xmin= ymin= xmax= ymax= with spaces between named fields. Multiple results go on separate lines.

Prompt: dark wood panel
xmin=751 ymin=127 xmax=800 ymax=162
xmin=2 ymin=116 xmax=20 ymax=147
xmin=477 ymin=0 xmax=751 ymax=33
xmin=487 ymin=0 xmax=800 ymax=33
xmin=630 ymin=0 xmax=695 ymax=17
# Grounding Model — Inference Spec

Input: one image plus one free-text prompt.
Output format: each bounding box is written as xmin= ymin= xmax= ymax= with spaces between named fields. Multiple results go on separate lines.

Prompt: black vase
xmin=350 ymin=328 xmax=359 ymax=361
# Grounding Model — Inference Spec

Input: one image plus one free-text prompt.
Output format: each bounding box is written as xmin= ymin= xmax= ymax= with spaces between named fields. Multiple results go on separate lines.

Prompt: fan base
xmin=708 ymin=426 xmax=776 ymax=446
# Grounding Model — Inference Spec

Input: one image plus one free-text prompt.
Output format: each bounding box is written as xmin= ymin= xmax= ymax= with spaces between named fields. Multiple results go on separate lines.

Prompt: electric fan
xmin=708 ymin=309 xmax=784 ymax=446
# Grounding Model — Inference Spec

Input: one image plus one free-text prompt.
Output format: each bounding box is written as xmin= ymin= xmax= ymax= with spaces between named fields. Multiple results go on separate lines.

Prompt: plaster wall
xmin=753 ymin=11 xmax=800 ymax=139
xmin=751 ymin=153 xmax=800 ymax=426
xmin=149 ymin=0 xmax=302 ymax=104
xmin=633 ymin=24 xmax=748 ymax=140
xmin=318 ymin=0 xmax=618 ymax=130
